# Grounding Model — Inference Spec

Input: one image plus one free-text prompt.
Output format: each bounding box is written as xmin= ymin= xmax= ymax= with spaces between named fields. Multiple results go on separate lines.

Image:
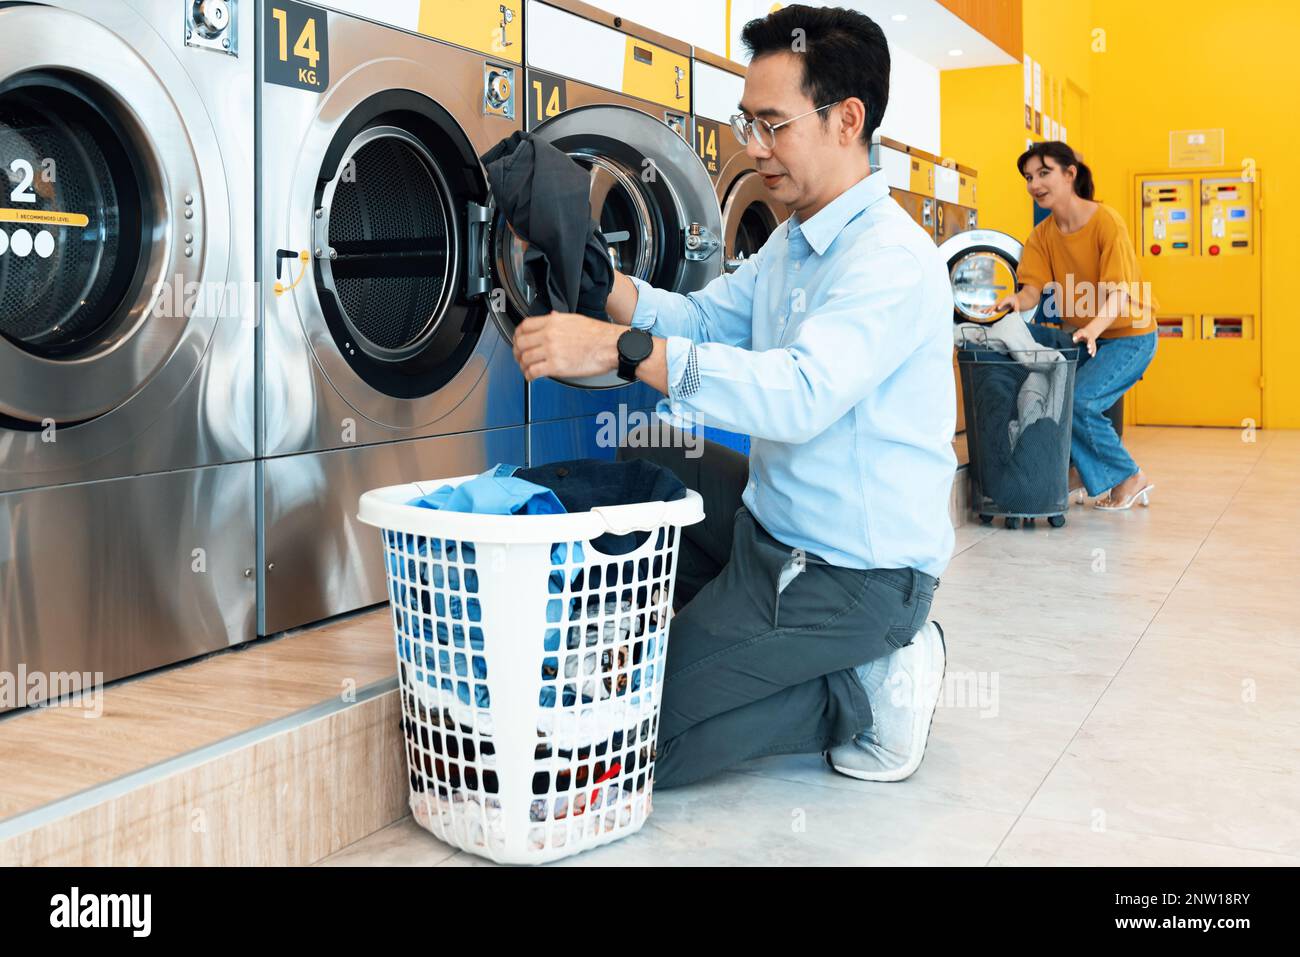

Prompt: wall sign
xmin=1170 ymin=129 xmax=1225 ymax=167
xmin=265 ymin=1 xmax=329 ymax=92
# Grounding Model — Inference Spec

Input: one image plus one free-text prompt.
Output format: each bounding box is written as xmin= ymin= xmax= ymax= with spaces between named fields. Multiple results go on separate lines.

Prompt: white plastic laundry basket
xmin=358 ymin=475 xmax=704 ymax=865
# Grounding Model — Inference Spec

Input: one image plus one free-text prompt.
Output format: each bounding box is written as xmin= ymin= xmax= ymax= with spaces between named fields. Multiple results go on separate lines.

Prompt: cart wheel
xmin=979 ymin=514 xmax=993 ymax=525
xmin=1048 ymin=515 xmax=1067 ymax=528
xmin=1004 ymin=517 xmax=1021 ymax=529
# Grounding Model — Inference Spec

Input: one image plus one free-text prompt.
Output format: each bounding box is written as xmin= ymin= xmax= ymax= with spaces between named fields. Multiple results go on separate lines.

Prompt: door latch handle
xmin=466 ymin=201 xmax=492 ymax=297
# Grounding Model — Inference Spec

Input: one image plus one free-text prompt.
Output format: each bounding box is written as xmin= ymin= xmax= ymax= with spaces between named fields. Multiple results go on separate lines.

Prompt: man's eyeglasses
xmin=729 ymin=101 xmax=842 ymax=149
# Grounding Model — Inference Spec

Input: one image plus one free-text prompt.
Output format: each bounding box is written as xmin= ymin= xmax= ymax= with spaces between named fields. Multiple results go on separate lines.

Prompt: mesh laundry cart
xmin=957 ymin=343 xmax=1080 ymax=529
xmin=358 ymin=476 xmax=704 ymax=864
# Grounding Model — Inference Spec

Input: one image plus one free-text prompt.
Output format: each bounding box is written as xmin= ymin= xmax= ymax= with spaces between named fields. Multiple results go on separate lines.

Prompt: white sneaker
xmin=826 ymin=621 xmax=946 ymax=782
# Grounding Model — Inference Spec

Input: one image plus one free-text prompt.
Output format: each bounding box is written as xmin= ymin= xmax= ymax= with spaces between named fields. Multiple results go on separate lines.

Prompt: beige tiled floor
xmin=320 ymin=426 xmax=1300 ymax=866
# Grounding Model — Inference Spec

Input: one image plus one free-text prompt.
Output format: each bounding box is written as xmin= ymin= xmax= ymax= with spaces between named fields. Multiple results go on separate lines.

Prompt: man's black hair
xmin=740 ymin=4 xmax=890 ymax=146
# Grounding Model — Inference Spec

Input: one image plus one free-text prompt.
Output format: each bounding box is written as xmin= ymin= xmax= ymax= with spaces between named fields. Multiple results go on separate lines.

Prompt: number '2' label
xmin=265 ymin=1 xmax=329 ymax=92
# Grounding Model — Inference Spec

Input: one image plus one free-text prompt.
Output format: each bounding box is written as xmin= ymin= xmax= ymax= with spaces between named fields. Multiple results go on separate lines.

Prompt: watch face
xmin=620 ymin=329 xmax=653 ymax=363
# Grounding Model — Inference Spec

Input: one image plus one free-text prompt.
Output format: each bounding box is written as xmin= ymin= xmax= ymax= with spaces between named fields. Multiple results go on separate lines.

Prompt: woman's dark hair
xmin=1017 ymin=141 xmax=1095 ymax=199
xmin=740 ymin=4 xmax=890 ymax=146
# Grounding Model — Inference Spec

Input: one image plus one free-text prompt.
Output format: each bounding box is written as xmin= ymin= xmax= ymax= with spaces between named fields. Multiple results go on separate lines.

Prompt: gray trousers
xmin=619 ymin=432 xmax=938 ymax=789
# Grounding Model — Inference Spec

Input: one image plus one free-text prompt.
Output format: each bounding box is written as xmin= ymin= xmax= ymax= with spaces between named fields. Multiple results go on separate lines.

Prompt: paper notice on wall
xmin=1169 ymin=129 xmax=1224 ymax=167
xmin=1050 ymin=118 xmax=1060 ymax=140
xmin=1060 ymin=125 xmax=1068 ymax=144
xmin=1024 ymin=55 xmax=1033 ymax=106
xmin=1032 ymin=61 xmax=1042 ymax=112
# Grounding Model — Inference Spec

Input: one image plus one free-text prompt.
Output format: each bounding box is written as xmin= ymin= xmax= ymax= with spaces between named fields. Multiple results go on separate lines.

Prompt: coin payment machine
xmin=1132 ymin=170 xmax=1262 ymax=426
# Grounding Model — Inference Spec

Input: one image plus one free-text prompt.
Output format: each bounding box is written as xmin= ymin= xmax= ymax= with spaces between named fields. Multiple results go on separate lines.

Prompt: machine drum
xmin=0 ymin=76 xmax=146 ymax=360
xmin=326 ymin=132 xmax=454 ymax=359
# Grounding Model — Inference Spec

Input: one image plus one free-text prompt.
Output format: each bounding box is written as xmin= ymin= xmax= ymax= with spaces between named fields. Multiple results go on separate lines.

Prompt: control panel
xmin=1131 ymin=169 xmax=1263 ymax=426
xmin=1140 ymin=178 xmax=1193 ymax=257
xmin=419 ymin=0 xmax=522 ymax=62
xmin=1201 ymin=178 xmax=1254 ymax=256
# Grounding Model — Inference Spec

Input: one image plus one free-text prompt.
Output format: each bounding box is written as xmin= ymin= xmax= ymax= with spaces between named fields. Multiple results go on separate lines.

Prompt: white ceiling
xmin=835 ymin=0 xmax=1018 ymax=70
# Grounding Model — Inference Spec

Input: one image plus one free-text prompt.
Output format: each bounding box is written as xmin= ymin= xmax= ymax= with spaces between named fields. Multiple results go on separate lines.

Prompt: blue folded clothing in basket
xmin=407 ymin=464 xmax=565 ymax=516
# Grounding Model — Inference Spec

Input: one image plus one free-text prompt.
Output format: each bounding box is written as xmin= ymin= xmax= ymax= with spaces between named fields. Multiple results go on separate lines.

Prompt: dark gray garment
xmin=618 ymin=429 xmax=937 ymax=790
xmin=513 ymin=457 xmax=687 ymax=555
xmin=481 ymin=131 xmax=614 ymax=320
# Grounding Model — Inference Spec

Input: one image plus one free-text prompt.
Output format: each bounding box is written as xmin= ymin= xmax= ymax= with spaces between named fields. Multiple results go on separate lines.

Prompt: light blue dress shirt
xmin=629 ymin=172 xmax=957 ymax=578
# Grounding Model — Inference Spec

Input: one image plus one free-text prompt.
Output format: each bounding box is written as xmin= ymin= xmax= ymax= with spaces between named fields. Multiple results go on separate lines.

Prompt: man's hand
xmin=512 ymin=312 xmax=622 ymax=381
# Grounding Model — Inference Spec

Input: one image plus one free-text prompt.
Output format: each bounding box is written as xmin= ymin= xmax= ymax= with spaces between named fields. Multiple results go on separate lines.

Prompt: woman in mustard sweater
xmin=993 ymin=142 xmax=1158 ymax=511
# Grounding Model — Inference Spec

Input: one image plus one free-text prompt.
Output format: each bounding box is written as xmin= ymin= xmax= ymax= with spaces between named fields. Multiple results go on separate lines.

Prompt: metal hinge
xmin=311 ymin=207 xmax=334 ymax=261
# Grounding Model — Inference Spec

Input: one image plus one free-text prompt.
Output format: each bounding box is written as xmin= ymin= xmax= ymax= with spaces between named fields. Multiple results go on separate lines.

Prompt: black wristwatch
xmin=616 ymin=328 xmax=653 ymax=382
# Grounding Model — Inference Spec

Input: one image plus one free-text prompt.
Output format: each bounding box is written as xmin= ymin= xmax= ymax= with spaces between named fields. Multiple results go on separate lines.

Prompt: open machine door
xmin=939 ymin=229 xmax=1024 ymax=325
xmin=485 ymin=103 xmax=723 ymax=388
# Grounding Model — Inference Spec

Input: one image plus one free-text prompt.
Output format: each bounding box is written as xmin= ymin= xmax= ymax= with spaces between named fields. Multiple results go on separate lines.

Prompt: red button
xmin=1150 ymin=244 xmax=1161 ymax=255
xmin=1209 ymin=245 xmax=1220 ymax=256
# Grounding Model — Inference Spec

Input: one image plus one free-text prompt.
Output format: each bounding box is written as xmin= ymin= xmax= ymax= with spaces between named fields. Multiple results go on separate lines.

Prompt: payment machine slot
xmin=1140 ymin=179 xmax=1193 ymax=257
xmin=1201 ymin=178 xmax=1254 ymax=256
xmin=1156 ymin=315 xmax=1193 ymax=339
xmin=1201 ymin=315 xmax=1253 ymax=339
xmin=1131 ymin=169 xmax=1263 ymax=427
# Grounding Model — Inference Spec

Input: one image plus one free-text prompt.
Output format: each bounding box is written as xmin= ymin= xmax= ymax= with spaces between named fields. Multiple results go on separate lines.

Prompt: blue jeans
xmin=1028 ymin=325 xmax=1158 ymax=496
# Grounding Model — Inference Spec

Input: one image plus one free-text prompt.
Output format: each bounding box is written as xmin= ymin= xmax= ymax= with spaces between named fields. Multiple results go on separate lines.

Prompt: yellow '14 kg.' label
xmin=265 ymin=0 xmax=329 ymax=92
xmin=0 ymin=208 xmax=89 ymax=227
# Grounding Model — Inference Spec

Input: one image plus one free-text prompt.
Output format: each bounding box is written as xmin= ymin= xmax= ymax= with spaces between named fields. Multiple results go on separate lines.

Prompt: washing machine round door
xmin=488 ymin=104 xmax=723 ymax=389
xmin=310 ymin=91 xmax=488 ymax=404
xmin=721 ymin=169 xmax=785 ymax=272
xmin=938 ymin=229 xmax=1024 ymax=326
xmin=0 ymin=7 xmax=222 ymax=427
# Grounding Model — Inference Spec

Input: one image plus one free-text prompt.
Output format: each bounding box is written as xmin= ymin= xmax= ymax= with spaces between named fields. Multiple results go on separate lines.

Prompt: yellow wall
xmin=1088 ymin=0 xmax=1299 ymax=428
xmin=942 ymin=0 xmax=1300 ymax=427
xmin=940 ymin=65 xmax=1025 ymax=235
xmin=941 ymin=1 xmax=1095 ymax=239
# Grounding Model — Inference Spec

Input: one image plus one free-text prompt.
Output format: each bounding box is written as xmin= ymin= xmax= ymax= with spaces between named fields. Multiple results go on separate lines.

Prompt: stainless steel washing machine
xmin=0 ymin=0 xmax=256 ymax=704
xmin=690 ymin=47 xmax=788 ymax=273
xmin=257 ymin=0 xmax=539 ymax=635
xmin=520 ymin=0 xmax=723 ymax=466
xmin=871 ymin=133 xmax=937 ymax=240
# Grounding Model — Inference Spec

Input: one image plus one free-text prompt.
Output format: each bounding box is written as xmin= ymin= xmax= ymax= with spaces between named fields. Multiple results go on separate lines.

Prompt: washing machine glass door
xmin=938 ymin=229 xmax=1024 ymax=327
xmin=721 ymin=169 xmax=784 ymax=272
xmin=309 ymin=90 xmax=492 ymax=405
xmin=488 ymin=104 xmax=723 ymax=389
xmin=0 ymin=79 xmax=145 ymax=360
xmin=0 ymin=7 xmax=217 ymax=427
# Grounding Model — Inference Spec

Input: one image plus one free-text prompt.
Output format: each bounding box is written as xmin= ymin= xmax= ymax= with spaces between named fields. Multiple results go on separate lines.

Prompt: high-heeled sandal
xmin=1094 ymin=484 xmax=1155 ymax=511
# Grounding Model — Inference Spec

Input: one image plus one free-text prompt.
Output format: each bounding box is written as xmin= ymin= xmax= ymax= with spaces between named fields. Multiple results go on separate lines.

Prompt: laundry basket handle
xmin=591 ymin=501 xmax=669 ymax=536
